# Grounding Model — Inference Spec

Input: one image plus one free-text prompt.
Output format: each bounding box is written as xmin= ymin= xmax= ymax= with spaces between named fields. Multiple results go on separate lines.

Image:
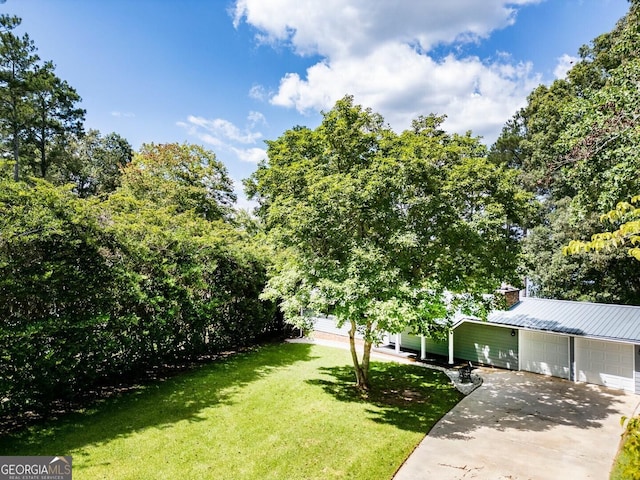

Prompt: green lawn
xmin=0 ymin=342 xmax=461 ymax=480
xmin=610 ymin=415 xmax=640 ymax=480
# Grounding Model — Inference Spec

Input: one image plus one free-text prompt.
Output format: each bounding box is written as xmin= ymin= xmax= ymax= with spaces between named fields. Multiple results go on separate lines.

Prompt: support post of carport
xmin=448 ymin=329 xmax=454 ymax=365
xmin=570 ymin=337 xmax=576 ymax=382
xmin=420 ymin=335 xmax=426 ymax=360
xmin=395 ymin=333 xmax=401 ymax=354
xmin=634 ymin=344 xmax=640 ymax=394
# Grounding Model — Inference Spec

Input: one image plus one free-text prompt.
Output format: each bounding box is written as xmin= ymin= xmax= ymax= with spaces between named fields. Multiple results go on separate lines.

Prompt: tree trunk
xmin=39 ymin=110 xmax=47 ymax=178
xmin=361 ymin=321 xmax=373 ymax=387
xmin=348 ymin=319 xmax=370 ymax=391
xmin=12 ymin=133 xmax=19 ymax=181
xmin=10 ymin=66 xmax=21 ymax=182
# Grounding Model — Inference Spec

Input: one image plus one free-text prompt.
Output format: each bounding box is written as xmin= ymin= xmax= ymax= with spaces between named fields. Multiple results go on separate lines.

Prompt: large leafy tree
xmin=120 ymin=143 xmax=236 ymax=221
xmin=247 ymin=96 xmax=529 ymax=390
xmin=52 ymin=129 xmax=133 ymax=197
xmin=104 ymin=143 xmax=271 ymax=363
xmin=492 ymin=1 xmax=640 ymax=304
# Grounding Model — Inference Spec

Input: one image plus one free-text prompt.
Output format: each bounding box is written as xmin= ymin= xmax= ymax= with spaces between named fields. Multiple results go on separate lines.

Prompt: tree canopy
xmin=51 ymin=129 xmax=133 ymax=198
xmin=0 ymin=14 xmax=85 ymax=182
xmin=491 ymin=0 xmax=640 ymax=304
xmin=248 ymin=96 xmax=529 ymax=389
xmin=119 ymin=143 xmax=236 ymax=221
xmin=0 ymin=143 xmax=277 ymax=417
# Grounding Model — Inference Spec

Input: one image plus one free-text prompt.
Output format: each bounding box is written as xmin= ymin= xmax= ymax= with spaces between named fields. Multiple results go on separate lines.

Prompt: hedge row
xmin=0 ymin=180 xmax=279 ymax=417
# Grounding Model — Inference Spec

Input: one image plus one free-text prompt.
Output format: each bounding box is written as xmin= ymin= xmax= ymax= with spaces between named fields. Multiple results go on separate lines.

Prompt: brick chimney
xmin=496 ymin=284 xmax=520 ymax=308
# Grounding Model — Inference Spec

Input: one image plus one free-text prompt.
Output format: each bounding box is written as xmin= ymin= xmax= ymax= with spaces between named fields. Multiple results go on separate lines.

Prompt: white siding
xmin=312 ymin=315 xmax=363 ymax=338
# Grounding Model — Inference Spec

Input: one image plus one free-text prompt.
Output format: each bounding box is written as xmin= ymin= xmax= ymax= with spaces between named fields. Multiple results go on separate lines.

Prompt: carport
xmin=314 ymin=296 xmax=640 ymax=394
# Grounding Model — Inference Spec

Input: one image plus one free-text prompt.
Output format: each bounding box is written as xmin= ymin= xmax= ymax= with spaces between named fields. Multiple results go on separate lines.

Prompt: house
xmin=312 ymin=294 xmax=640 ymax=394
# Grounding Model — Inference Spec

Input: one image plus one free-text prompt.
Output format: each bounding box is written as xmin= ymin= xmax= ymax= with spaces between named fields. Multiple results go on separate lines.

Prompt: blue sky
xmin=2 ymin=0 xmax=630 ymax=208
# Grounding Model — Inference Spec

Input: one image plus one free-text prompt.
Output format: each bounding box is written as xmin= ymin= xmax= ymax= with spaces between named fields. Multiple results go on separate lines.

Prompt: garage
xmin=520 ymin=330 xmax=570 ymax=379
xmin=487 ymin=296 xmax=640 ymax=394
xmin=320 ymin=294 xmax=640 ymax=394
xmin=575 ymin=338 xmax=635 ymax=391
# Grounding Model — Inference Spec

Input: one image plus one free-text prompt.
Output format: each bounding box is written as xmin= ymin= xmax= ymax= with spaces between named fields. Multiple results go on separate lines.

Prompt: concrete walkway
xmin=393 ymin=368 xmax=640 ymax=480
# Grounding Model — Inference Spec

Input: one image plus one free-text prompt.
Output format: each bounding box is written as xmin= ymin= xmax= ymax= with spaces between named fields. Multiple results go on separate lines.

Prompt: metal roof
xmin=485 ymin=297 xmax=640 ymax=343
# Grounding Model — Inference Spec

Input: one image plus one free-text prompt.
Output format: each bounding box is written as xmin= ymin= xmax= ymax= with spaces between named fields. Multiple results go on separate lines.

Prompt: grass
xmin=0 ymin=342 xmax=462 ymax=479
xmin=610 ymin=415 xmax=640 ymax=480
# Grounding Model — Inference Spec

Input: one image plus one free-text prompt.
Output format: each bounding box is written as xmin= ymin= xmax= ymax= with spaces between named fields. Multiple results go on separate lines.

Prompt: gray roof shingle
xmin=486 ymin=297 xmax=640 ymax=343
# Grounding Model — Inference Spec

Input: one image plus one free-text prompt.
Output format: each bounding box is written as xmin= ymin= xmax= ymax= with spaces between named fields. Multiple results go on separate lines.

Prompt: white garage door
xmin=520 ymin=331 xmax=569 ymax=379
xmin=575 ymin=338 xmax=634 ymax=392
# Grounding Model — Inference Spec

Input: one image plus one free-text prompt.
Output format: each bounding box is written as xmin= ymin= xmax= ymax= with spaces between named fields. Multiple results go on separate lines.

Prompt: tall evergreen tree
xmin=26 ymin=61 xmax=85 ymax=179
xmin=0 ymin=16 xmax=84 ymax=181
xmin=0 ymin=15 xmax=38 ymax=181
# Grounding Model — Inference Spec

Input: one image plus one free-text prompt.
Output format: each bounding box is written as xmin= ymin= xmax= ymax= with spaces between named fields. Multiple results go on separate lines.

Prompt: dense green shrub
xmin=611 ymin=415 xmax=640 ymax=479
xmin=0 ymin=178 xmax=277 ymax=418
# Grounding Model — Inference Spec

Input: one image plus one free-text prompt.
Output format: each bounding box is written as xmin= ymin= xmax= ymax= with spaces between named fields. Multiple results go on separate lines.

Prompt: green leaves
xmin=250 ymin=96 xmax=529 ymax=386
xmin=0 ymin=143 xmax=278 ymax=418
xmin=612 ymin=414 xmax=640 ymax=479
xmin=491 ymin=2 xmax=640 ymax=303
xmin=564 ymin=195 xmax=640 ymax=262
xmin=120 ymin=143 xmax=236 ymax=221
xmin=51 ymin=130 xmax=133 ymax=198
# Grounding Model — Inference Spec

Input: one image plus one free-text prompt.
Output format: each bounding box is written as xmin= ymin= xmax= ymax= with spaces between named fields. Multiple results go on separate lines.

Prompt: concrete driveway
xmin=393 ymin=368 xmax=640 ymax=480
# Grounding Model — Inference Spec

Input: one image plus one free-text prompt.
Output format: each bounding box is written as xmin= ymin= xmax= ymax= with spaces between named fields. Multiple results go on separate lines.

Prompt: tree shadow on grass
xmin=0 ymin=342 xmax=317 ymax=456
xmin=308 ymin=362 xmax=462 ymax=434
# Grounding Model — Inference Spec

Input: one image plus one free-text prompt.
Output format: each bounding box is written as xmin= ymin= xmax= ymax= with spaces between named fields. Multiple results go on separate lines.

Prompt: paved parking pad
xmin=394 ymin=369 xmax=640 ymax=480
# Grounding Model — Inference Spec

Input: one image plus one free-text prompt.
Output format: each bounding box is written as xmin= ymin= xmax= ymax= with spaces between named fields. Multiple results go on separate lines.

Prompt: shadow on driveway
xmin=432 ymin=368 xmax=634 ymax=440
xmin=394 ymin=368 xmax=640 ymax=480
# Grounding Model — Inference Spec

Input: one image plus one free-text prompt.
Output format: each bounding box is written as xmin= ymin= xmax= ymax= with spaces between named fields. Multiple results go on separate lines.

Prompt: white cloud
xmin=233 ymin=0 xmax=540 ymax=58
xmin=249 ymin=84 xmax=267 ymax=101
xmin=234 ymin=0 xmax=544 ymax=144
xmin=232 ymin=146 xmax=267 ymax=164
xmin=111 ymin=111 xmax=135 ymax=118
xmin=270 ymin=46 xmax=540 ymax=143
xmin=185 ymin=115 xmax=262 ymax=144
xmin=554 ymin=53 xmax=578 ymax=79
xmin=247 ymin=110 xmax=266 ymax=127
xmin=178 ymin=112 xmax=265 ymax=163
